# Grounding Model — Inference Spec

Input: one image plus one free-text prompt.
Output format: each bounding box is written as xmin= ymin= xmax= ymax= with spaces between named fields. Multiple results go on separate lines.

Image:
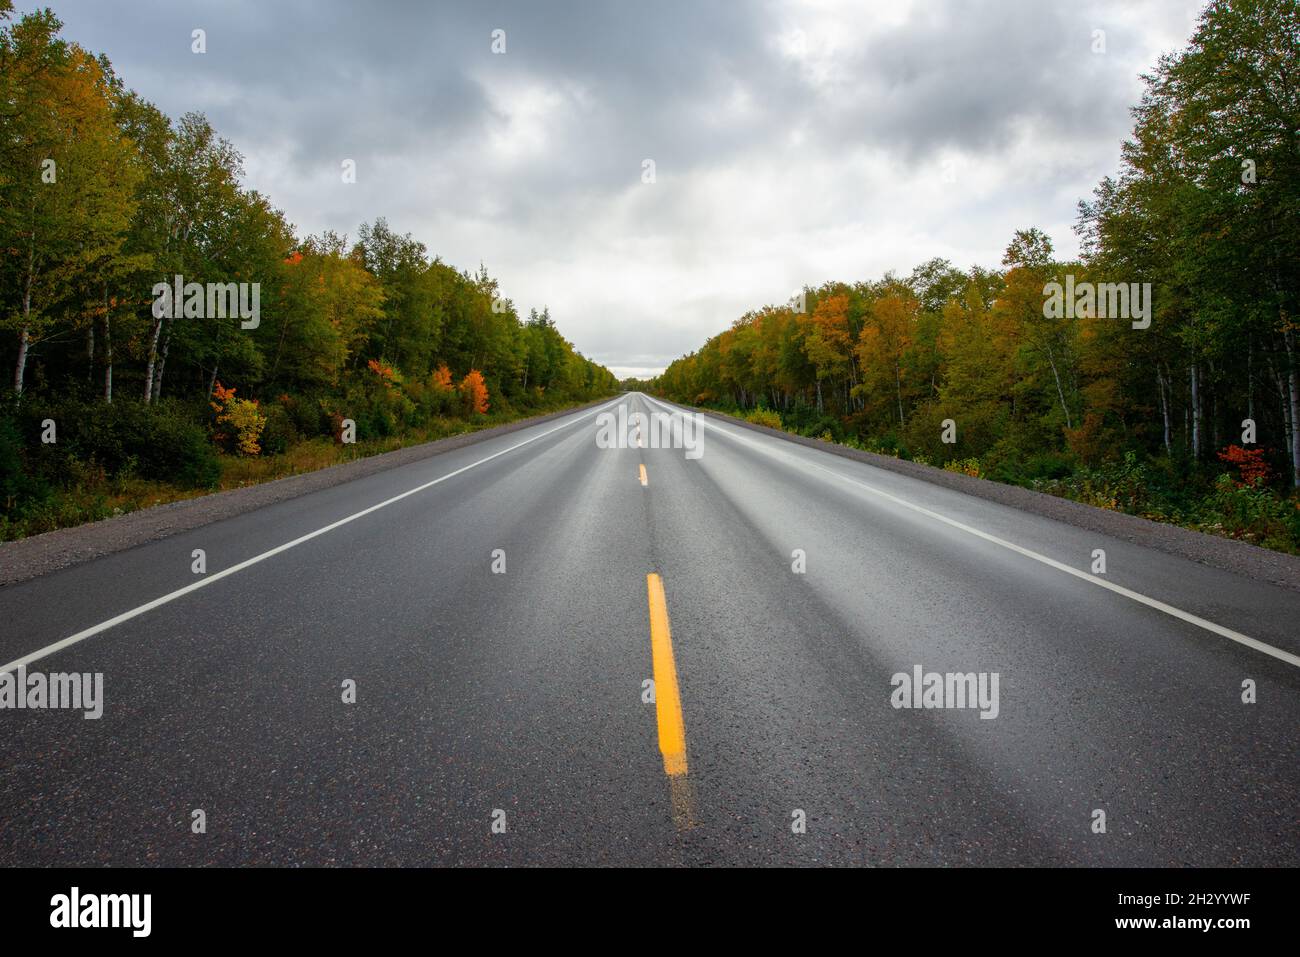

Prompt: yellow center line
xmin=645 ymin=573 xmax=688 ymax=777
xmin=638 ymin=463 xmax=648 ymax=486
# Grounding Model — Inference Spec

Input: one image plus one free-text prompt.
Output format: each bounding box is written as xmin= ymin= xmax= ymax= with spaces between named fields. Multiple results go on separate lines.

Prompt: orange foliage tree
xmin=1217 ymin=445 xmax=1272 ymax=488
xmin=367 ymin=357 xmax=396 ymax=388
xmin=431 ymin=364 xmax=454 ymax=392
xmin=459 ymin=369 xmax=489 ymax=415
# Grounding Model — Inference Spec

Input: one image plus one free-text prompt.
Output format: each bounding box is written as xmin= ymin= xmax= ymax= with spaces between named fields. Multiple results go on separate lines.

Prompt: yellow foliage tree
xmin=210 ymin=382 xmax=267 ymax=455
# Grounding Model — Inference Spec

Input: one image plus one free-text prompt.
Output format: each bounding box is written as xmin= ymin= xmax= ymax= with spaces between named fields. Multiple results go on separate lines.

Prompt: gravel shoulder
xmin=0 ymin=399 xmax=610 ymax=588
xmin=9 ymin=393 xmax=1297 ymax=594
xmin=681 ymin=402 xmax=1300 ymax=593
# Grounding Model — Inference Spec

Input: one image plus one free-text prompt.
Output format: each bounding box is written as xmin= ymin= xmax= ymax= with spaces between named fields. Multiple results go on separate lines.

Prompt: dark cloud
xmin=25 ymin=0 xmax=1201 ymax=375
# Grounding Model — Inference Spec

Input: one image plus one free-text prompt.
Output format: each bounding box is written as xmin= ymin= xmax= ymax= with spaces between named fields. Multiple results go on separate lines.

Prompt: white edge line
xmin=642 ymin=393 xmax=1300 ymax=670
xmin=1 ymin=399 xmax=622 ymax=676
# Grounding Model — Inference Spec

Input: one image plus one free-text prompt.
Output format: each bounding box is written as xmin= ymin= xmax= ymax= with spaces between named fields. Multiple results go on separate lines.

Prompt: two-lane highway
xmin=1 ymin=393 xmax=1297 ymax=865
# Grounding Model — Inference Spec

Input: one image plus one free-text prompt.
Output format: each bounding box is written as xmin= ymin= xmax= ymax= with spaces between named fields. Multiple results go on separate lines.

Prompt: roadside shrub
xmin=861 ymin=432 xmax=903 ymax=456
xmin=259 ymin=402 xmax=298 ymax=455
xmin=1021 ymin=450 xmax=1076 ymax=482
xmin=490 ymin=391 xmax=515 ymax=419
xmin=1193 ymin=474 xmax=1299 ymax=550
xmin=1031 ymin=451 xmax=1150 ymax=513
xmin=281 ymin=393 xmax=331 ymax=438
xmin=800 ymin=415 xmax=844 ymax=441
xmin=1216 ymin=444 xmax=1272 ymax=488
xmin=15 ymin=398 xmax=219 ymax=490
xmin=210 ymin=383 xmax=267 ymax=456
xmin=369 ymin=406 xmax=395 ymax=437
xmin=986 ymin=448 xmax=1076 ymax=485
xmin=426 ymin=364 xmax=458 ymax=415
xmin=745 ymin=408 xmax=783 ymax=429
xmin=943 ymin=457 xmax=983 ymax=479
xmin=0 ymin=414 xmax=52 ymax=516
xmin=138 ymin=407 xmax=222 ymax=488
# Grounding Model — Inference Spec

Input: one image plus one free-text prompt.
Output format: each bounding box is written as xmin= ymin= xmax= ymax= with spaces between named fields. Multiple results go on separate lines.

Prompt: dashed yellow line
xmin=638 ymin=463 xmax=648 ymax=486
xmin=645 ymin=573 xmax=688 ymax=777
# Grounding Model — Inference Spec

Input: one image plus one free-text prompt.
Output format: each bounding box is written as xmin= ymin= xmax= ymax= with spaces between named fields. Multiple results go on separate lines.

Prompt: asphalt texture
xmin=0 ymin=393 xmax=1296 ymax=866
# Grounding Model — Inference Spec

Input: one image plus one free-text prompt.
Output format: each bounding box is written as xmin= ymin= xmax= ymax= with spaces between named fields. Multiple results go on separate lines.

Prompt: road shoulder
xmin=0 ymin=398 xmax=611 ymax=588
xmin=662 ymin=398 xmax=1300 ymax=593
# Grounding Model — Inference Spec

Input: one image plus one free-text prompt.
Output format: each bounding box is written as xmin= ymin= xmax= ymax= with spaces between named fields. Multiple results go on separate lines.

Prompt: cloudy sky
xmin=29 ymin=0 xmax=1205 ymax=377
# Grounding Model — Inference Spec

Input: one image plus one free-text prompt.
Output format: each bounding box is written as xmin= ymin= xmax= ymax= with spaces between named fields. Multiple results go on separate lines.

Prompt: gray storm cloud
xmin=28 ymin=0 xmax=1203 ymax=376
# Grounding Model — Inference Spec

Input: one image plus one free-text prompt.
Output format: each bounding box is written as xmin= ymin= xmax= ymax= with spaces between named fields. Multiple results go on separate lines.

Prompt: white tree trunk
xmin=1190 ymin=363 xmax=1201 ymax=459
xmin=1157 ymin=366 xmax=1171 ymax=454
xmin=103 ymin=308 xmax=113 ymax=403
xmin=1287 ymin=330 xmax=1300 ymax=487
xmin=143 ymin=316 xmax=163 ymax=403
xmin=13 ymin=326 xmax=29 ymax=395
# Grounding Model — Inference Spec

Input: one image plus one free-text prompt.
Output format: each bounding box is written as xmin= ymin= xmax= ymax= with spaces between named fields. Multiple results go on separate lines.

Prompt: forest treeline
xmin=0 ymin=3 xmax=617 ymax=538
xmin=649 ymin=0 xmax=1300 ymax=553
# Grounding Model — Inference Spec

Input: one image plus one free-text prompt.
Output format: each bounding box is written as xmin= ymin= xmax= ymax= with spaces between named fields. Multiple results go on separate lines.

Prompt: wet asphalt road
xmin=0 ymin=392 xmax=1297 ymax=866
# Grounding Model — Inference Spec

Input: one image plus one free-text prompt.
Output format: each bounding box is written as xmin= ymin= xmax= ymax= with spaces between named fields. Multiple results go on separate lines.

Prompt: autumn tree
xmin=856 ymin=288 xmax=918 ymax=428
xmin=460 ymin=369 xmax=489 ymax=415
xmin=0 ymin=5 xmax=140 ymax=394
